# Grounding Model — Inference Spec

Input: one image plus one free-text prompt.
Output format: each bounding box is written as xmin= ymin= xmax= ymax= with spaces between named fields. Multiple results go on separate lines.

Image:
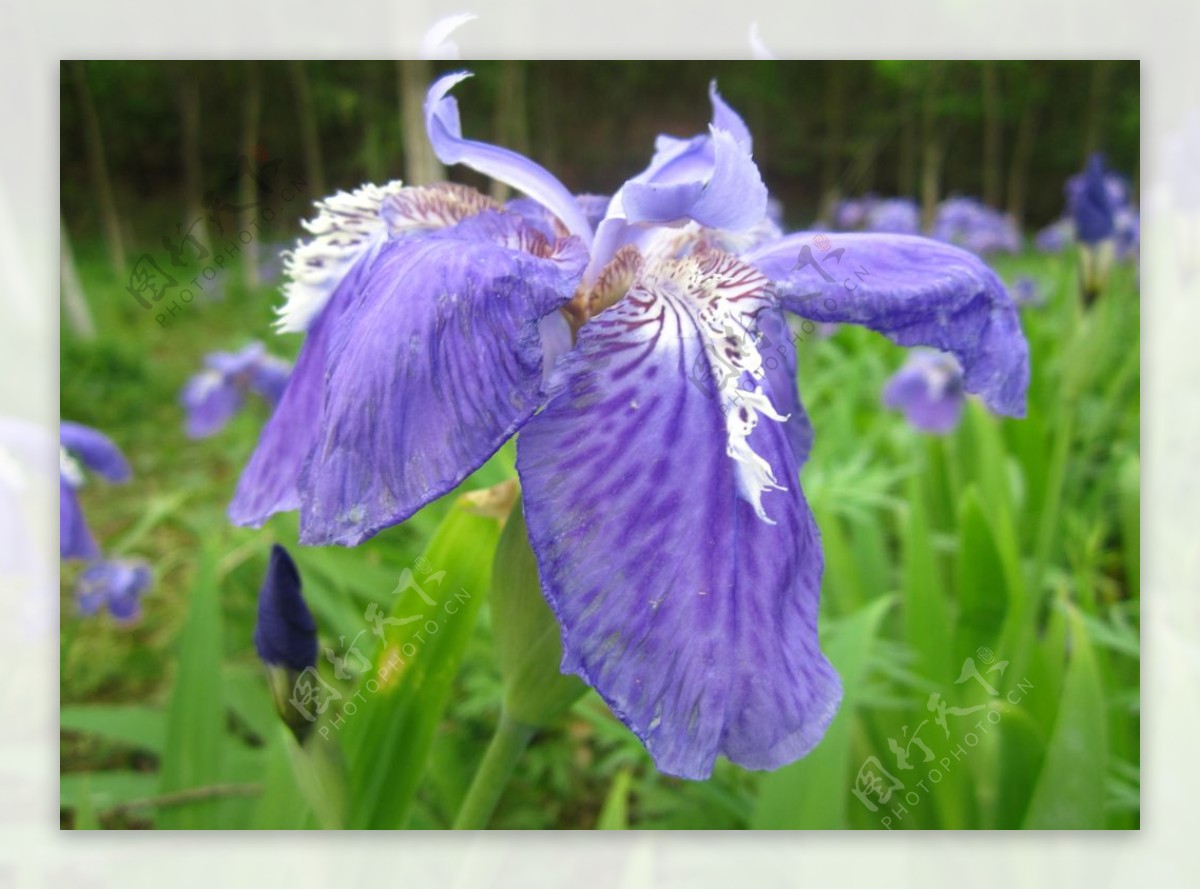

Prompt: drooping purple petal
xmin=230 ymin=183 xmax=502 ymax=529
xmin=254 ymin=544 xmax=317 ymax=671
xmin=60 ymin=422 xmax=130 ymax=482
xmin=748 ymin=232 xmax=1029 ymax=418
xmin=298 ymin=210 xmax=587 ymax=546
xmin=59 ymin=476 xmax=98 ymax=560
xmin=755 ymin=306 xmax=814 ymax=466
xmin=517 ymin=251 xmax=840 ymax=779
xmin=425 ymin=73 xmax=593 ymax=245
xmin=883 ymin=350 xmax=966 ymax=434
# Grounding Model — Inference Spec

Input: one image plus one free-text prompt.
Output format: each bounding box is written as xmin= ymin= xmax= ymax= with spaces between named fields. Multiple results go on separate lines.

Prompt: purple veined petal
xmin=60 ymin=421 xmax=130 ymax=483
xmin=883 ymin=350 xmax=966 ymax=434
xmin=517 ymin=250 xmax=840 ymax=779
xmin=425 ymin=73 xmax=594 ymax=246
xmin=747 ymin=231 xmax=1029 ymax=418
xmin=231 ymin=183 xmax=504 ymax=528
xmin=180 ymin=371 xmax=246 ymax=439
xmin=622 ymin=128 xmax=768 ymax=233
xmin=298 ymin=210 xmax=587 ymax=546
xmin=506 ymin=193 xmax=613 ymax=241
xmin=60 ymin=476 xmax=98 ymax=560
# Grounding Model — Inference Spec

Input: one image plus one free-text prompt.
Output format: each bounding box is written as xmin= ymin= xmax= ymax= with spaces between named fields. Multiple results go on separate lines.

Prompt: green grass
xmin=59 ymin=240 xmax=1140 ymax=830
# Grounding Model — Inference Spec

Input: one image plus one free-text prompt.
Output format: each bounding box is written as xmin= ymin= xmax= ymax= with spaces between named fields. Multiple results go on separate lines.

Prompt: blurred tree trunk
xmin=399 ymin=60 xmax=444 ymax=185
xmin=70 ymin=61 xmax=126 ymax=277
xmin=898 ymin=94 xmax=916 ymax=197
xmin=820 ymin=62 xmax=847 ymax=220
xmin=288 ymin=60 xmax=326 ymax=197
xmin=1006 ymin=76 xmax=1042 ymax=229
xmin=982 ymin=61 xmax=1003 ymax=208
xmin=919 ymin=63 xmax=945 ymax=232
xmin=60 ymin=218 xmax=94 ymax=340
xmin=1083 ymin=60 xmax=1114 ymax=159
xmin=179 ymin=75 xmax=209 ymax=265
xmin=490 ymin=61 xmax=530 ymax=202
xmin=240 ymin=61 xmax=262 ymax=289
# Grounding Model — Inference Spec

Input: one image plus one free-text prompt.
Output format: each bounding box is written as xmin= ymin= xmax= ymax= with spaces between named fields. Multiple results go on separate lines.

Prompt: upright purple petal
xmin=748 ymin=232 xmax=1029 ymax=418
xmin=517 ymin=251 xmax=840 ymax=779
xmin=60 ymin=422 xmax=130 ymax=482
xmin=298 ymin=211 xmax=587 ymax=546
xmin=425 ymin=73 xmax=593 ymax=245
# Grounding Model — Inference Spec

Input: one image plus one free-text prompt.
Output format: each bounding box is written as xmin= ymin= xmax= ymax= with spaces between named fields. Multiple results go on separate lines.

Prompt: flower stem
xmin=453 ymin=710 xmax=535 ymax=829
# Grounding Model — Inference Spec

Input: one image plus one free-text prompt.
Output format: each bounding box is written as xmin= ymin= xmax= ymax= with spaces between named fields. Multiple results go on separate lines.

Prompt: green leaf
xmin=751 ymin=595 xmax=894 ymax=829
xmin=595 ymin=767 xmax=634 ymax=830
xmin=953 ymin=486 xmax=1008 ymax=669
xmin=60 ymin=704 xmax=166 ymax=757
xmin=1022 ymin=607 xmax=1108 ymax=828
xmin=341 ymin=496 xmax=503 ymax=829
xmin=157 ymin=543 xmax=226 ymax=829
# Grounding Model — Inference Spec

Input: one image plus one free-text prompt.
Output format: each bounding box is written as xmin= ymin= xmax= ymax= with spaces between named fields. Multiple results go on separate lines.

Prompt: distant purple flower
xmin=75 ymin=558 xmax=152 ymax=621
xmin=180 ymin=341 xmax=291 ymax=439
xmin=1034 ymin=219 xmax=1072 ymax=253
xmin=230 ymin=71 xmax=1029 ymax=779
xmin=832 ymin=196 xmax=876 ymax=231
xmin=1067 ymin=154 xmax=1120 ymax=244
xmin=1114 ymin=206 xmax=1140 ymax=262
xmin=883 ymin=351 xmax=965 ymax=434
xmin=931 ymin=197 xmax=1020 ymax=255
xmin=864 ymin=197 xmax=920 ymax=234
xmin=254 ymin=545 xmax=317 ymax=671
xmin=1011 ymin=276 xmax=1046 ymax=308
xmin=60 ymin=422 xmax=130 ymax=560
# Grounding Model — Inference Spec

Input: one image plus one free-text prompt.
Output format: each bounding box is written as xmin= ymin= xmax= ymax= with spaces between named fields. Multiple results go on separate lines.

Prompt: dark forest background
xmin=60 ymin=60 xmax=1139 ymax=274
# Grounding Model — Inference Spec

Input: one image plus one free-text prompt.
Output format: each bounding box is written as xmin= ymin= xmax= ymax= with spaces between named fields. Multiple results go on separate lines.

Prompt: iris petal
xmin=425 ymin=73 xmax=593 ymax=245
xmin=748 ymin=232 xmax=1029 ymax=418
xmin=298 ymin=211 xmax=586 ymax=546
xmin=517 ymin=251 xmax=840 ymax=779
xmin=230 ymin=183 xmax=504 ymax=528
xmin=180 ymin=372 xmax=245 ymax=439
xmin=59 ymin=477 xmax=98 ymax=560
xmin=622 ymin=128 xmax=767 ymax=233
xmin=60 ymin=422 xmax=130 ymax=482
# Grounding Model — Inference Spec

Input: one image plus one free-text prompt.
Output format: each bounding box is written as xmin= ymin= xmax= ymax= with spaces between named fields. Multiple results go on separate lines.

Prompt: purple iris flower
xmin=254 ymin=544 xmax=317 ymax=671
xmin=831 ymin=196 xmax=876 ymax=231
xmin=75 ymin=558 xmax=152 ymax=621
xmin=931 ymin=197 xmax=1021 ymax=255
xmin=180 ymin=341 xmax=291 ymax=439
xmin=1034 ymin=219 xmax=1072 ymax=253
xmin=230 ymin=71 xmax=1029 ymax=779
xmin=1067 ymin=154 xmax=1120 ymax=245
xmin=864 ymin=197 xmax=921 ymax=235
xmin=883 ymin=351 xmax=966 ymax=434
xmin=60 ymin=421 xmax=130 ymax=560
xmin=1012 ymin=276 xmax=1046 ymax=308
